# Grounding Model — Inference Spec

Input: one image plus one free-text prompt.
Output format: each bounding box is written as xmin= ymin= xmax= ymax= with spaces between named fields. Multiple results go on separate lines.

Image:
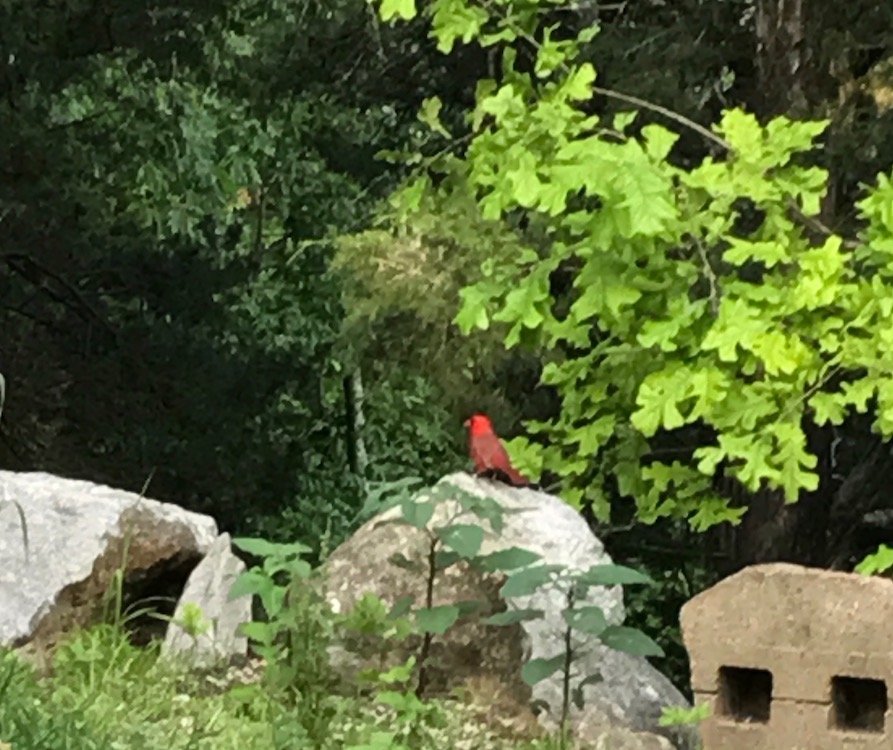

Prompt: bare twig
xmin=591 ymin=86 xmax=731 ymax=152
xmin=2 ymin=252 xmax=116 ymax=335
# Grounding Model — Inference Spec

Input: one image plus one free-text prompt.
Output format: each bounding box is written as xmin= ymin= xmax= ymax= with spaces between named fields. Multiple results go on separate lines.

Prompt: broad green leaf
xmin=476 ymin=547 xmax=543 ymax=572
xmin=435 ymin=549 xmax=462 ymax=569
xmin=571 ymin=416 xmax=616 ymax=454
xmin=263 ymin=556 xmax=311 ymax=579
xmin=688 ymin=496 xmax=746 ymax=532
xmin=563 ymin=605 xmax=607 ymax=636
xmin=579 ymin=564 xmax=654 ymax=587
xmin=415 ymin=605 xmax=461 ymax=634
xmin=578 ymin=26 xmax=600 ymax=44
xmin=642 ymin=124 xmax=679 ymax=162
xmin=751 ymin=330 xmax=810 ymax=376
xmin=379 ymin=0 xmax=416 ymax=22
xmin=723 ymin=238 xmax=788 ymax=267
xmin=631 ymin=369 xmax=691 ymax=435
xmin=689 ymin=368 xmax=732 ymax=417
xmin=456 ymin=284 xmax=493 ymax=333
xmin=232 ymin=537 xmax=311 ymax=559
xmin=432 ymin=2 xmax=489 ymax=53
xmin=239 ymin=621 xmax=276 ymax=645
xmin=841 ymin=378 xmax=876 ymax=413
xmin=378 ymin=657 xmax=416 ymax=683
xmin=534 ymin=30 xmax=567 ymax=77
xmin=485 ymin=608 xmax=545 ymax=626
xmin=493 ymin=268 xmax=551 ymax=328
xmin=856 ymin=544 xmax=893 ymax=575
xmin=637 ymin=318 xmax=683 ymax=352
xmin=455 ymin=599 xmax=483 ymax=616
xmin=506 ymin=150 xmax=543 ymax=207
xmin=572 ymin=273 xmax=642 ymax=322
xmin=660 ymin=702 xmax=712 ymax=727
xmin=437 ymin=523 xmax=485 ymax=557
xmin=770 ymin=420 xmax=818 ymax=501
xmin=387 ymin=595 xmax=415 ymax=620
xmin=718 ymin=108 xmax=764 ymax=158
xmin=501 ymin=437 xmax=544 ymax=483
xmin=563 ymin=63 xmax=596 ymax=101
xmin=260 ymin=586 xmax=286 ymax=619
xmin=457 ymin=494 xmax=507 ymax=535
xmin=401 ymin=498 xmax=436 ymax=529
xmin=614 ymin=111 xmax=638 ymax=131
xmin=228 ymin=570 xmax=274 ymax=601
xmin=418 ymin=96 xmax=450 ymax=137
xmin=521 ymin=655 xmax=565 ymax=686
xmin=500 ymin=564 xmax=564 ymax=597
xmin=599 ymin=625 xmax=665 ymax=657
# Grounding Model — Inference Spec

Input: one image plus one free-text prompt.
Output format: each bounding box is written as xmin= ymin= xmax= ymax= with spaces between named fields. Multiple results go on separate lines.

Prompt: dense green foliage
xmin=1 ymin=0 xmax=473 ymax=544
xmin=373 ymin=0 xmax=893 ymax=533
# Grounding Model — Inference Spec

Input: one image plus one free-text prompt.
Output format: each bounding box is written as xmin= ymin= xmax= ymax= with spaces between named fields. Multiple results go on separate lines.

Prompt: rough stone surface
xmin=161 ymin=532 xmax=250 ymax=667
xmin=681 ymin=563 xmax=893 ymax=750
xmin=323 ymin=472 xmax=695 ymax=749
xmin=0 ymin=470 xmax=218 ymax=649
xmin=590 ymin=727 xmax=675 ymax=750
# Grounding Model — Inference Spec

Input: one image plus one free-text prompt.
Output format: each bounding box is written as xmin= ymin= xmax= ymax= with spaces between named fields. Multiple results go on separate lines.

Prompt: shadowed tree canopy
xmin=2 ymin=0 xmax=893 ymax=585
xmin=0 ymin=0 xmax=487 ymax=542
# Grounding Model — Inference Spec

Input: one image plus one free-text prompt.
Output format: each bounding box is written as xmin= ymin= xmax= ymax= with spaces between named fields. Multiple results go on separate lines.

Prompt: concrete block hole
xmin=830 ymin=676 xmax=887 ymax=733
xmin=717 ymin=666 xmax=772 ymax=723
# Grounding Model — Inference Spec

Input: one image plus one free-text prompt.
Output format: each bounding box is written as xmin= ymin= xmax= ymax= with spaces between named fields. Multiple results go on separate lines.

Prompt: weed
xmin=230 ymin=537 xmax=340 ymax=742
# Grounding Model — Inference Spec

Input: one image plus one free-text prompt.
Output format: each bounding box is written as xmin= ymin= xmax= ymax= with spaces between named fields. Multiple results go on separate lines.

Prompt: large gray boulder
xmin=0 ymin=470 xmax=218 ymax=650
xmin=324 ymin=472 xmax=695 ymax=749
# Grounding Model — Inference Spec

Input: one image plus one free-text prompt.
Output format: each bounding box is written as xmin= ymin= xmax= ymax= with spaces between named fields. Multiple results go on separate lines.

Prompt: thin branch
xmin=2 ymin=252 xmax=116 ymax=335
xmin=591 ymin=86 xmax=731 ymax=152
xmin=786 ymin=199 xmax=860 ymax=249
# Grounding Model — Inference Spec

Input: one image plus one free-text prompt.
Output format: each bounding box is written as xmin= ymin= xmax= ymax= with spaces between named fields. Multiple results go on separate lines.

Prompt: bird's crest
xmin=464 ymin=413 xmax=495 ymax=436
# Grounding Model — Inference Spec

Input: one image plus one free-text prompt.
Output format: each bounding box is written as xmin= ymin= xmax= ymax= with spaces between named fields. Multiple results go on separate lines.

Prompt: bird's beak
xmin=463 ymin=418 xmax=470 ymax=427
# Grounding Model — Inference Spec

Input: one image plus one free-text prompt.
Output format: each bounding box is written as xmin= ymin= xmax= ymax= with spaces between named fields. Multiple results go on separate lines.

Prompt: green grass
xmin=0 ymin=623 xmax=568 ymax=750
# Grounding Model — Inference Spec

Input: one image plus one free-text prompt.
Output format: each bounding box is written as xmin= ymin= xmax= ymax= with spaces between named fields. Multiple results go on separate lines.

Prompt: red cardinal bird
xmin=464 ymin=413 xmax=531 ymax=487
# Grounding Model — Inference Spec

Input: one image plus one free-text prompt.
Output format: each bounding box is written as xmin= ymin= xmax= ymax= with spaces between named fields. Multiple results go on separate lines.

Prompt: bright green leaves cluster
xmin=687 ymin=109 xmax=829 ymax=211
xmin=377 ymin=0 xmax=893 ymax=530
xmin=856 ymin=544 xmax=893 ymax=576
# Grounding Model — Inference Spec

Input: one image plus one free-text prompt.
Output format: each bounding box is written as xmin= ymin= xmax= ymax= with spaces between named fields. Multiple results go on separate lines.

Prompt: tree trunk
xmin=712 ymin=1 xmax=837 ymax=576
xmin=343 ymin=368 xmax=368 ymax=482
xmin=754 ymin=0 xmax=809 ymax=117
